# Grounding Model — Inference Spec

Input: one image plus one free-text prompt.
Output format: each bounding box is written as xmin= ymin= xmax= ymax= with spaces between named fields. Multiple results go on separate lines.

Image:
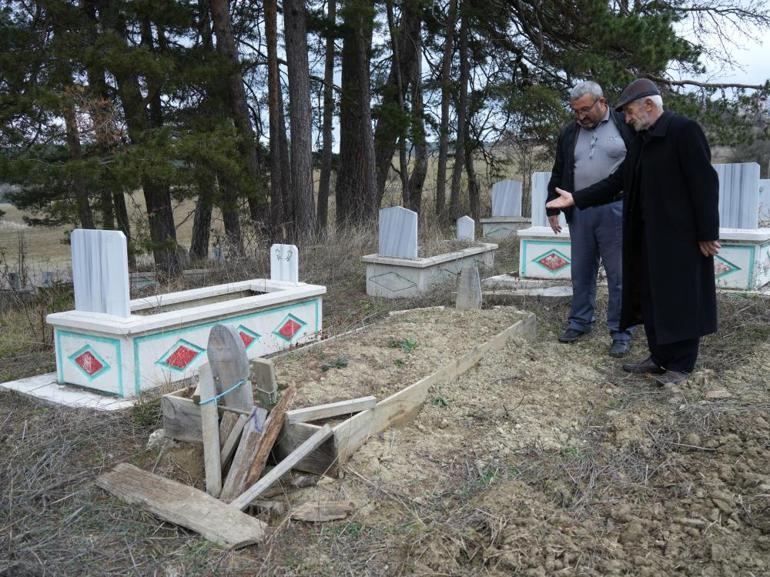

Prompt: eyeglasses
xmin=572 ymin=99 xmax=600 ymax=116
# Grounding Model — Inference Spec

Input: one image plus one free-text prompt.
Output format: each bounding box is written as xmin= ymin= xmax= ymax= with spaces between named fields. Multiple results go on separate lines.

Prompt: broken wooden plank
xmin=230 ymin=424 xmax=334 ymax=511
xmin=290 ymin=501 xmax=354 ymax=522
xmin=244 ymin=387 xmax=296 ymax=487
xmin=162 ymin=391 xmax=252 ymax=443
xmin=285 ymin=395 xmax=377 ymax=425
xmin=207 ymin=325 xmax=253 ymax=411
xmin=221 ymin=414 xmax=248 ymax=471
xmin=275 ymin=421 xmax=339 ymax=477
xmin=197 ymin=364 xmax=221 ymax=497
xmin=334 ymin=313 xmax=536 ymax=463
xmin=219 ymin=412 xmax=239 ymax=450
xmin=96 ymin=463 xmax=266 ymax=549
xmin=219 ymin=407 xmax=268 ymax=502
xmin=250 ymin=358 xmax=278 ymax=407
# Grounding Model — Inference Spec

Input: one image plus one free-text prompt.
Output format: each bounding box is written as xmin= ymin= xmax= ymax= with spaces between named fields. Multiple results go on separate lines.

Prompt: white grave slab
xmin=71 ymin=229 xmax=130 ymax=317
xmin=491 ymin=180 xmax=523 ymax=217
xmin=714 ymin=163 xmax=760 ymax=229
xmin=456 ymin=216 xmax=475 ymax=241
xmin=379 ymin=206 xmax=418 ymax=259
xmin=531 ymin=171 xmax=566 ymax=228
xmin=271 ymin=244 xmax=299 ymax=283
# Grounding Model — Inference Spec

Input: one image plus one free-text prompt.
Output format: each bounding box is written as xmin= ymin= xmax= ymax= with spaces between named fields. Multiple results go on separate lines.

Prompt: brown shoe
xmin=622 ymin=356 xmax=664 ymax=374
xmin=653 ymin=370 xmax=690 ymax=386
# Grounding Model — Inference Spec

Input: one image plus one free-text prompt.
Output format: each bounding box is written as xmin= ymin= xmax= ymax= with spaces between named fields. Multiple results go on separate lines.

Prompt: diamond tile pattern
xmin=159 ymin=340 xmax=204 ymax=370
xmin=535 ymin=250 xmax=570 ymax=272
xmin=714 ymin=255 xmax=740 ymax=278
xmin=275 ymin=314 xmax=307 ymax=342
xmin=75 ymin=350 xmax=104 ymax=376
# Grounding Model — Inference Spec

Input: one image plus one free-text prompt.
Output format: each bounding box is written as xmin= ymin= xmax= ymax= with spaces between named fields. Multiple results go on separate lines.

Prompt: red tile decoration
xmin=239 ymin=331 xmax=255 ymax=347
xmin=164 ymin=345 xmax=199 ymax=369
xmin=714 ymin=260 xmax=731 ymax=276
xmin=75 ymin=351 xmax=104 ymax=376
xmin=538 ymin=252 xmax=569 ymax=271
xmin=278 ymin=318 xmax=302 ymax=340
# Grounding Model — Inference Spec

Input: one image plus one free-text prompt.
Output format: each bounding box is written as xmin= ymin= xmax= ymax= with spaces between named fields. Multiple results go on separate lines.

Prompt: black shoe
xmin=558 ymin=327 xmax=590 ymax=343
xmin=622 ymin=356 xmax=665 ymax=374
xmin=609 ymin=340 xmax=630 ymax=358
xmin=653 ymin=370 xmax=690 ymax=386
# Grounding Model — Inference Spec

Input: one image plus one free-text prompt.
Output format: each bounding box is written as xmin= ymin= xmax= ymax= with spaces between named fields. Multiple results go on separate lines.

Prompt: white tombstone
xmin=456 ymin=216 xmax=475 ymax=241
xmin=530 ymin=171 xmax=566 ymax=228
xmin=378 ymin=206 xmax=418 ymax=259
xmin=714 ymin=163 xmax=760 ymax=229
xmin=456 ymin=264 xmax=482 ymax=310
xmin=71 ymin=229 xmax=131 ymax=317
xmin=491 ymin=180 xmax=523 ymax=217
xmin=758 ymin=179 xmax=770 ymax=224
xmin=270 ymin=244 xmax=299 ymax=283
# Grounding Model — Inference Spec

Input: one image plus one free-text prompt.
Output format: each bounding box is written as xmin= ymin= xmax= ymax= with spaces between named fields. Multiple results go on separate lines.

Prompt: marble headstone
xmin=530 ymin=171 xmax=553 ymax=228
xmin=759 ymin=179 xmax=770 ymax=224
xmin=456 ymin=264 xmax=482 ymax=310
xmin=714 ymin=163 xmax=760 ymax=229
xmin=456 ymin=216 xmax=475 ymax=241
xmin=71 ymin=229 xmax=131 ymax=317
xmin=491 ymin=180 xmax=523 ymax=217
xmin=270 ymin=244 xmax=299 ymax=283
xmin=378 ymin=206 xmax=418 ymax=259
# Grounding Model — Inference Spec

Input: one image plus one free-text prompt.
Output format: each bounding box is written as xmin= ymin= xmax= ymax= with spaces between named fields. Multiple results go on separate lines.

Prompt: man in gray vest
xmin=546 ymin=81 xmax=634 ymax=357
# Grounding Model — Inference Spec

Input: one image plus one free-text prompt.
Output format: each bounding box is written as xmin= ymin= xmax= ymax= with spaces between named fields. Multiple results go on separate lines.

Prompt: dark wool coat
xmin=573 ymin=111 xmax=719 ymax=344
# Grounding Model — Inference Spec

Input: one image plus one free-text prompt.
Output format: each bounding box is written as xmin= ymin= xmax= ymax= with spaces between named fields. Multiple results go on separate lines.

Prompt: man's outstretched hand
xmin=698 ymin=240 xmax=720 ymax=257
xmin=546 ymin=188 xmax=575 ymax=210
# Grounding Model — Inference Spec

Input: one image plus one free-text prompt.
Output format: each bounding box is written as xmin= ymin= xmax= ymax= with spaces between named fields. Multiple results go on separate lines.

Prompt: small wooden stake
xmin=197 ymin=364 xmax=221 ymax=497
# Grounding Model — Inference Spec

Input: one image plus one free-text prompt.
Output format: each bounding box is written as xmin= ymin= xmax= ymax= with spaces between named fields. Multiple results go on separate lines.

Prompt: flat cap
xmin=614 ymin=78 xmax=661 ymax=111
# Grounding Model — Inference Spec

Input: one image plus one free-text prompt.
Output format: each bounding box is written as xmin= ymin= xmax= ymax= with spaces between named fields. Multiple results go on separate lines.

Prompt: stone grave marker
xmin=491 ymin=180 xmax=522 ymax=217
xmin=530 ymin=171 xmax=555 ymax=228
xmin=456 ymin=216 xmax=475 ymax=241
xmin=759 ymin=179 xmax=770 ymax=223
xmin=714 ymin=163 xmax=760 ymax=229
xmin=71 ymin=229 xmax=130 ymax=317
xmin=271 ymin=244 xmax=299 ymax=283
xmin=378 ymin=206 xmax=418 ymax=259
xmin=456 ymin=264 xmax=482 ymax=310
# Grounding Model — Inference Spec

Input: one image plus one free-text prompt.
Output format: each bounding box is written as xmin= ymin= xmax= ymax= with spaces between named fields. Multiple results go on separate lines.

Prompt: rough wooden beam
xmin=275 ymin=421 xmax=339 ymax=477
xmin=198 ymin=364 xmax=222 ymax=497
xmin=285 ymin=396 xmax=377 ymax=424
xmin=96 ymin=463 xmax=266 ymax=549
xmin=219 ymin=412 xmax=240 ymax=449
xmin=244 ymin=387 xmax=296 ymax=487
xmin=220 ymin=407 xmax=268 ymax=502
xmin=230 ymin=424 xmax=333 ymax=511
xmin=221 ymin=414 xmax=248 ymax=471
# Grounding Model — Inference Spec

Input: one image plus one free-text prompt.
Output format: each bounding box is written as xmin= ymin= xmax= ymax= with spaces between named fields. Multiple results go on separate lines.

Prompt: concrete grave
xmin=759 ymin=179 xmax=770 ymax=224
xmin=456 ymin=216 xmax=475 ymax=241
xmin=47 ymin=236 xmax=326 ymax=398
xmin=271 ymin=244 xmax=299 ymax=283
xmin=379 ymin=206 xmax=418 ymax=259
xmin=481 ymin=178 xmax=530 ymax=239
xmin=516 ymin=172 xmax=571 ymax=280
xmin=714 ymin=163 xmax=760 ymax=229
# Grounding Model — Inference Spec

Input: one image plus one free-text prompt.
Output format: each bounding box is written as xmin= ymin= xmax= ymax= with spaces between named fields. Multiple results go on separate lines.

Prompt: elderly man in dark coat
xmin=546 ymin=78 xmax=720 ymax=386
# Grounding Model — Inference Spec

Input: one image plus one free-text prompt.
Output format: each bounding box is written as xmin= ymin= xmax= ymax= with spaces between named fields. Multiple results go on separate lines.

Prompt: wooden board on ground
xmin=220 ymin=407 xmax=268 ymax=502
xmin=197 ymin=363 xmax=221 ymax=497
xmin=208 ymin=325 xmax=253 ymax=411
xmin=221 ymin=413 xmax=249 ymax=470
xmin=290 ymin=501 xmax=354 ymax=522
xmin=230 ymin=424 xmax=334 ymax=511
xmin=219 ymin=412 xmax=239 ymax=449
xmin=96 ymin=463 xmax=266 ymax=549
xmin=286 ymin=396 xmax=377 ymax=425
xmin=275 ymin=421 xmax=339 ymax=477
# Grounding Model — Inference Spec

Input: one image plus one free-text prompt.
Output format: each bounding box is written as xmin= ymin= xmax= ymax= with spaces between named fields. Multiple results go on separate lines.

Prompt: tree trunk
xmin=436 ymin=0 xmax=458 ymax=218
xmin=405 ymin=22 xmax=426 ymax=215
xmin=449 ymin=4 xmax=469 ymax=220
xmin=264 ymin=0 xmax=285 ymax=239
xmin=278 ymin=95 xmax=293 ymax=234
xmin=191 ymin=171 xmax=215 ymax=261
xmin=465 ymin=144 xmax=480 ymax=219
xmin=283 ymin=0 xmax=316 ymax=239
xmin=317 ymin=0 xmax=336 ymax=233
xmin=62 ymin=97 xmax=94 ymax=229
xmin=374 ymin=0 xmax=421 ymax=205
xmin=337 ymin=0 xmax=376 ymax=225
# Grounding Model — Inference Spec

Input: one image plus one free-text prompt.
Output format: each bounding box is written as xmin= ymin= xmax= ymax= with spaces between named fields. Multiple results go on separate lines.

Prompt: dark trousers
xmin=639 ymin=244 xmax=699 ymax=373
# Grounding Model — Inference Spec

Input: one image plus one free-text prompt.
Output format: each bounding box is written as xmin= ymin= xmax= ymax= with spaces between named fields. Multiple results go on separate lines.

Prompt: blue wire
xmin=199 ymin=378 xmax=247 ymax=405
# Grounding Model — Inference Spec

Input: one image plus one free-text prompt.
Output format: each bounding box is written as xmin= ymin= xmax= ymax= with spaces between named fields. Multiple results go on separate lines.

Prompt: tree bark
xmin=436 ymin=0 xmax=458 ymax=218
xmin=449 ymin=4 xmax=469 ymax=220
xmin=317 ymin=0 xmax=336 ymax=233
xmin=265 ymin=0 xmax=287 ymax=238
xmin=283 ymin=0 xmax=316 ymax=239
xmin=337 ymin=0 xmax=376 ymax=225
xmin=405 ymin=21 xmax=426 ymax=215
xmin=191 ymin=171 xmax=215 ymax=261
xmin=374 ymin=0 xmax=421 ymax=205
xmin=62 ymin=97 xmax=94 ymax=229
